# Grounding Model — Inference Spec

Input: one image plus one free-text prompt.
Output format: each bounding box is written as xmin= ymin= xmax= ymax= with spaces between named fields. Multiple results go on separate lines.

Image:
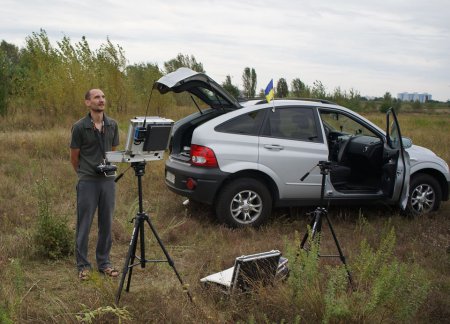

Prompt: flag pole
xmin=272 ymin=78 xmax=275 ymax=112
xmin=272 ymin=78 xmax=276 ymax=112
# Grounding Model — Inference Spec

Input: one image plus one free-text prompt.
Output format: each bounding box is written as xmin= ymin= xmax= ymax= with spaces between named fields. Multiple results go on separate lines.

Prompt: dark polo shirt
xmin=70 ymin=113 xmax=119 ymax=180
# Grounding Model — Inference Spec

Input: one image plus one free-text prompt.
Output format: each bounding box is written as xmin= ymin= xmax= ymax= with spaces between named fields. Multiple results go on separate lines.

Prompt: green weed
xmin=0 ymin=258 xmax=25 ymax=322
xmin=0 ymin=305 xmax=13 ymax=324
xmin=282 ymin=225 xmax=430 ymax=323
xmin=33 ymin=177 xmax=73 ymax=260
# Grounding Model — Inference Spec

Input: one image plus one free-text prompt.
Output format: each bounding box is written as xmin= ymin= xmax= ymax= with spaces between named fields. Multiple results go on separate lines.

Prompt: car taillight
xmin=190 ymin=144 xmax=218 ymax=167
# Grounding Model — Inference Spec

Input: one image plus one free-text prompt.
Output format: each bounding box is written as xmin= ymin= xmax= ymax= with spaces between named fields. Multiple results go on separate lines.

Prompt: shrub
xmin=351 ymin=227 xmax=430 ymax=322
xmin=285 ymin=229 xmax=325 ymax=321
xmin=33 ymin=177 xmax=73 ymax=259
xmin=285 ymin=226 xmax=430 ymax=323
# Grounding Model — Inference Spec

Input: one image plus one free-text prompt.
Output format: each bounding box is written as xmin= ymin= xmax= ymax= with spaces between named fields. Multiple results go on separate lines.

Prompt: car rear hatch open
xmin=155 ymin=67 xmax=242 ymax=110
xmin=155 ymin=68 xmax=243 ymax=161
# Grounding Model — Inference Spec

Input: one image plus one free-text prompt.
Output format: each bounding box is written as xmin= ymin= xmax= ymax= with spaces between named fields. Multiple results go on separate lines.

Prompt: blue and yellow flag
xmin=265 ymin=79 xmax=274 ymax=103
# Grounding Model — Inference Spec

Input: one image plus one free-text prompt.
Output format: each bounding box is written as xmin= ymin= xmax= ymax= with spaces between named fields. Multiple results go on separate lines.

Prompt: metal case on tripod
xmin=113 ymin=117 xmax=192 ymax=303
xmin=106 ymin=116 xmax=174 ymax=163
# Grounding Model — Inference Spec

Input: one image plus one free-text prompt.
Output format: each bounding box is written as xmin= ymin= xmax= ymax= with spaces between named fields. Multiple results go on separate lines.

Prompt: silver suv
xmin=156 ymin=68 xmax=450 ymax=227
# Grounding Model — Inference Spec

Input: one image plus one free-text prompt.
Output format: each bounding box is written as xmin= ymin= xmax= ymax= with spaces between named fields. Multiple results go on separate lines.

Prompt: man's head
xmin=85 ymin=89 xmax=106 ymax=113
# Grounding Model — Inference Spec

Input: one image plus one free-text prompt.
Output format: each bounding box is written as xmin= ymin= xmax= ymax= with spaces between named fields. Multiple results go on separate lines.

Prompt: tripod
xmin=299 ymin=161 xmax=353 ymax=288
xmin=115 ymin=162 xmax=193 ymax=304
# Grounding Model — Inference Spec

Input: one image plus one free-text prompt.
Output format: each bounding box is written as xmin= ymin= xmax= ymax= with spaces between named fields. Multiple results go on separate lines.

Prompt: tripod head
xmin=317 ymin=160 xmax=333 ymax=175
xmin=300 ymin=160 xmax=336 ymax=208
xmin=300 ymin=160 xmax=334 ymax=181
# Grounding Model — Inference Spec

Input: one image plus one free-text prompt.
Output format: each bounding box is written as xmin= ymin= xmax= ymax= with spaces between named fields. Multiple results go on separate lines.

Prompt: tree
xmin=0 ymin=40 xmax=20 ymax=65
xmin=163 ymin=53 xmax=205 ymax=74
xmin=20 ymin=29 xmax=64 ymax=114
xmin=379 ymin=92 xmax=393 ymax=113
xmin=311 ymin=80 xmax=326 ymax=98
xmin=291 ymin=78 xmax=306 ymax=97
xmin=95 ymin=37 xmax=128 ymax=112
xmin=258 ymin=88 xmax=265 ymax=98
xmin=222 ymin=75 xmax=240 ymax=98
xmin=15 ymin=30 xmax=130 ymax=116
xmin=242 ymin=67 xmax=257 ymax=98
xmin=125 ymin=63 xmax=174 ymax=116
xmin=276 ymin=78 xmax=289 ymax=98
xmin=0 ymin=40 xmax=20 ymax=115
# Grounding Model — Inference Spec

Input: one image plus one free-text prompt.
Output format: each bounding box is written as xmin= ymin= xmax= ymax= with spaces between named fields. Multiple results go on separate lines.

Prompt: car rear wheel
xmin=407 ymin=174 xmax=441 ymax=216
xmin=215 ymin=178 xmax=272 ymax=227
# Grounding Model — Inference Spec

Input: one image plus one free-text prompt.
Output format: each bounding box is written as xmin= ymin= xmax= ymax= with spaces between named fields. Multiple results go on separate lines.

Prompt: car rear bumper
xmin=164 ymin=158 xmax=229 ymax=205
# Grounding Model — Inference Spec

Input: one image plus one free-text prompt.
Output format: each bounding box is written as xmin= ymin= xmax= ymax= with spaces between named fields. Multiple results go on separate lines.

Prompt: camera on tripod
xmin=106 ymin=116 xmax=174 ymax=164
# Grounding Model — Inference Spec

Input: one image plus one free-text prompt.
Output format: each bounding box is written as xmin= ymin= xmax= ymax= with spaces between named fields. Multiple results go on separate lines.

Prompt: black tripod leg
xmin=139 ymin=216 xmax=146 ymax=268
xmin=300 ymin=209 xmax=323 ymax=249
xmin=125 ymin=220 xmax=142 ymax=292
xmin=300 ymin=213 xmax=316 ymax=249
xmin=115 ymin=218 xmax=140 ymax=304
xmin=145 ymin=218 xmax=193 ymax=302
xmin=324 ymin=213 xmax=354 ymax=289
xmin=311 ymin=209 xmax=323 ymax=239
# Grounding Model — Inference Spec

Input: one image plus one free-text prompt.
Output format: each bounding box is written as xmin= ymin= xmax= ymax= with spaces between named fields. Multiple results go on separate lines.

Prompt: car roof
xmin=247 ymin=99 xmax=340 ymax=109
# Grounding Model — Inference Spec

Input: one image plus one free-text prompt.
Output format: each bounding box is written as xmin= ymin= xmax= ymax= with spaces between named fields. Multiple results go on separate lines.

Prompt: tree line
xmin=0 ymin=30 xmax=443 ymax=118
xmin=0 ymin=30 xmax=182 ymax=118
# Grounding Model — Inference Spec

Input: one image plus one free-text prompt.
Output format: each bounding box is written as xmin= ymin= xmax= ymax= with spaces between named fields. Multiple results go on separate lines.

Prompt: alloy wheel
xmin=410 ymin=183 xmax=435 ymax=213
xmin=230 ymin=190 xmax=263 ymax=224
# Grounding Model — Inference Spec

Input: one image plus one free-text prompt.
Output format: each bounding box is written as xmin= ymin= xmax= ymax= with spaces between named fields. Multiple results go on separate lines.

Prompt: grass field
xmin=0 ymin=111 xmax=449 ymax=323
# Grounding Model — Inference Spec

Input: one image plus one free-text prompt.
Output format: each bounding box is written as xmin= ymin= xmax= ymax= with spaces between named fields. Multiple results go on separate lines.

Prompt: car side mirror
xmin=402 ymin=137 xmax=412 ymax=149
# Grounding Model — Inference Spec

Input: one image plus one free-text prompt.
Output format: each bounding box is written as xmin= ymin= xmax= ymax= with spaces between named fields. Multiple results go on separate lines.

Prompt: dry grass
xmin=0 ymin=111 xmax=449 ymax=323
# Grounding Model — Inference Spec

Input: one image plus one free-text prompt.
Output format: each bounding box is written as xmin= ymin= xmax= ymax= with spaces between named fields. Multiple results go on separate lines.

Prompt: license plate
xmin=166 ymin=171 xmax=175 ymax=184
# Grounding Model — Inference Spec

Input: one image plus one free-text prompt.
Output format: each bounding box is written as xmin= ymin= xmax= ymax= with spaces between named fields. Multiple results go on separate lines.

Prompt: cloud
xmin=1 ymin=0 xmax=449 ymax=100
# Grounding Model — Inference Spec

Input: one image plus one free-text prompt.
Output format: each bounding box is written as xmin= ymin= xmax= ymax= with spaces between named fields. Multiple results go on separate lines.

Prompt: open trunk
xmin=155 ymin=68 xmax=242 ymax=162
xmin=169 ymin=109 xmax=225 ymax=162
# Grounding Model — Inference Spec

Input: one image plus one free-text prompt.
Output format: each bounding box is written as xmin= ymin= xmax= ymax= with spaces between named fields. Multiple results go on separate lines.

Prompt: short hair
xmin=85 ymin=90 xmax=92 ymax=100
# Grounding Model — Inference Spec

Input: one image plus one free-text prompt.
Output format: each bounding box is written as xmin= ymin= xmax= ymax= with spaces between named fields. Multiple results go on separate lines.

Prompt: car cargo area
xmin=169 ymin=109 xmax=225 ymax=162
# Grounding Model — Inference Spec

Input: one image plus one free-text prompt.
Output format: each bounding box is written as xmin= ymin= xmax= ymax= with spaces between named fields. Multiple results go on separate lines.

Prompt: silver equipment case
xmin=106 ymin=116 xmax=174 ymax=163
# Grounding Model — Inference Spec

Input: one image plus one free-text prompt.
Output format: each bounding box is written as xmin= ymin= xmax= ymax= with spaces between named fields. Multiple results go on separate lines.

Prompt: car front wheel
xmin=215 ymin=178 xmax=272 ymax=227
xmin=407 ymin=173 xmax=442 ymax=216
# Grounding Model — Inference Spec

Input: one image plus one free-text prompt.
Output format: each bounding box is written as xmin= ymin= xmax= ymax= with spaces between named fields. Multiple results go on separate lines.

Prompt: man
xmin=70 ymin=89 xmax=120 ymax=280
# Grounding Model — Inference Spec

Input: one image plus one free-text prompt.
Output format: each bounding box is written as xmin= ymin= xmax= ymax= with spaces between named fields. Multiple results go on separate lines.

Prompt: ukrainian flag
xmin=265 ymin=79 xmax=274 ymax=103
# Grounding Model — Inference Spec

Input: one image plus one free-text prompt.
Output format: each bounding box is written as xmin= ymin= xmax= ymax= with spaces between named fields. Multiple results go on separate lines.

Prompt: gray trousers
xmin=76 ymin=179 xmax=115 ymax=271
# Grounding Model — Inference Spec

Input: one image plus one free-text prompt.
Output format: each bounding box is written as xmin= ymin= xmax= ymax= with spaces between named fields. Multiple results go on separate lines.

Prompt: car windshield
xmin=320 ymin=111 xmax=378 ymax=137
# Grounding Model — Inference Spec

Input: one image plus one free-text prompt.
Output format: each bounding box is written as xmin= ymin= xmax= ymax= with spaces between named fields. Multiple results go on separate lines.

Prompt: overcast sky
xmin=1 ymin=0 xmax=449 ymax=101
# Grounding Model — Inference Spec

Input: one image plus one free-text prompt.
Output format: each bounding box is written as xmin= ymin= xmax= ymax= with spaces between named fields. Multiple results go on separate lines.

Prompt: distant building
xmin=397 ymin=92 xmax=432 ymax=103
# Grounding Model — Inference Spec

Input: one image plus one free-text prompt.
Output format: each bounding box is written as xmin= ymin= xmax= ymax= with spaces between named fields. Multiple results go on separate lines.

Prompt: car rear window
xmin=215 ymin=110 xmax=266 ymax=135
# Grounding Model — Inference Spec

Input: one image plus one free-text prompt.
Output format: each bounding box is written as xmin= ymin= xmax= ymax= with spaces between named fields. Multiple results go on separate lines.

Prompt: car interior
xmin=319 ymin=110 xmax=385 ymax=194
